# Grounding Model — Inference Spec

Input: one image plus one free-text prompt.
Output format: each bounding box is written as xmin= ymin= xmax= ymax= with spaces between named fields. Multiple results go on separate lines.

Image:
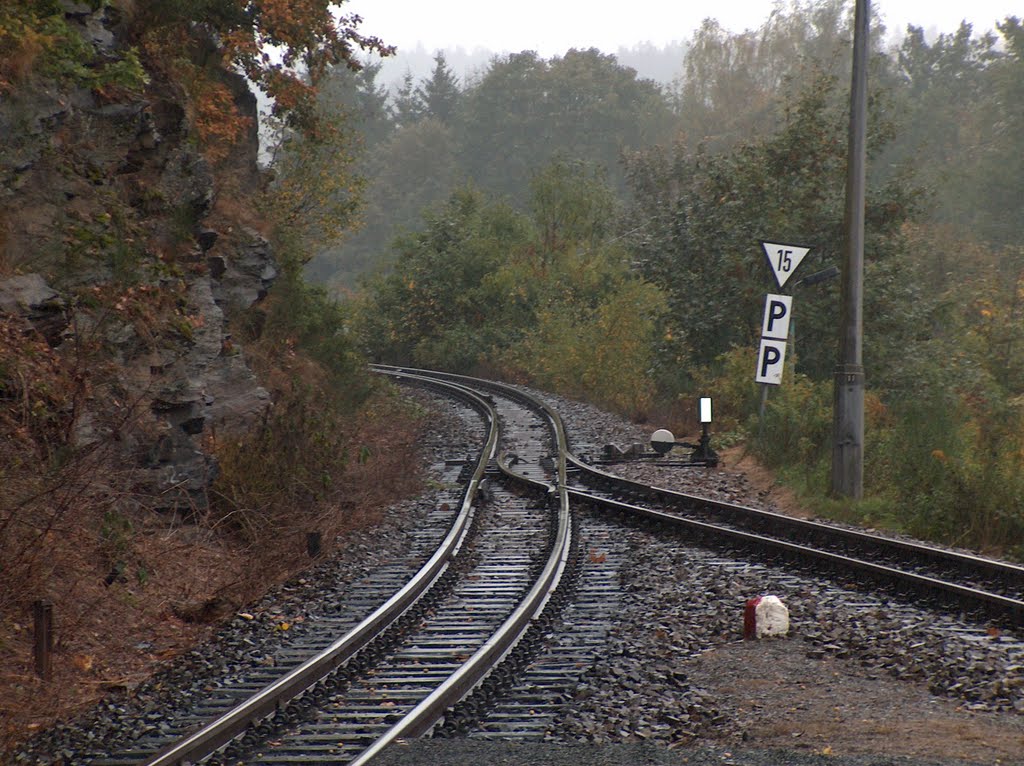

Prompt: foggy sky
xmin=346 ymin=0 xmax=1021 ymax=58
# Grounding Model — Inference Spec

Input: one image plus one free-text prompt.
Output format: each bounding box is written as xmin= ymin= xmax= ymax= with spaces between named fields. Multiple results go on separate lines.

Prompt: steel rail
xmin=230 ymin=364 xmax=1020 ymax=763
xmin=378 ymin=367 xmax=1023 ymax=621
xmin=140 ymin=372 xmax=498 ymax=766
xmin=565 ymin=453 xmax=1024 ymax=589
xmin=348 ymin=368 xmax=573 ymax=765
xmin=567 ymin=485 xmax=1024 ymax=623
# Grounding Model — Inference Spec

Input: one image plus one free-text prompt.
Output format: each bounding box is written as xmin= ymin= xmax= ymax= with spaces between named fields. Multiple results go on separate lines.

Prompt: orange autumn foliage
xmin=128 ymin=1 xmax=392 ymax=138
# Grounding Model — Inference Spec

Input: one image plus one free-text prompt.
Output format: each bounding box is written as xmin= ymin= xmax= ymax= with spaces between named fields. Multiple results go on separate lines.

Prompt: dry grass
xmin=206 ymin=380 xmax=428 ymax=593
xmin=1 ymin=443 xmax=138 ymax=748
xmin=0 ymin=318 xmax=153 ymax=749
xmin=0 ymin=19 xmax=44 ymax=94
xmin=0 ymin=293 xmax=430 ymax=756
xmin=0 ymin=481 xmax=251 ymax=752
xmin=1 ymin=380 xmax=429 ymax=756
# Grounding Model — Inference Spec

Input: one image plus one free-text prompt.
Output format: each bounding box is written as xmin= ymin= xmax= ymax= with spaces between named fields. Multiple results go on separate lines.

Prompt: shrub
xmin=693 ymin=346 xmax=763 ymax=433
xmin=507 ymin=278 xmax=666 ymax=418
xmin=0 ymin=2 xmax=147 ymax=94
xmin=872 ymin=391 xmax=1024 ymax=555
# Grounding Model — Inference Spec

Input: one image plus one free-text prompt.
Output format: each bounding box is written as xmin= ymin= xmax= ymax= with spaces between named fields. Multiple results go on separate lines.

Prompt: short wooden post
xmin=306 ymin=531 xmax=322 ymax=558
xmin=33 ymin=600 xmax=53 ymax=680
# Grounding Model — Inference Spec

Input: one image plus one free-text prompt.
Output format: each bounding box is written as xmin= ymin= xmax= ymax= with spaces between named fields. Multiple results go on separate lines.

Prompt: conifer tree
xmin=392 ymin=69 xmax=425 ymax=127
xmin=320 ymin=61 xmax=392 ymax=145
xmin=416 ymin=52 xmax=461 ymax=124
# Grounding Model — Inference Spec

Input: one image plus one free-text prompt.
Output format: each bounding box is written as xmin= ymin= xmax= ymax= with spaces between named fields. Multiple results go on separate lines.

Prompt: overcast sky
xmin=345 ymin=0 xmax=1020 ymax=57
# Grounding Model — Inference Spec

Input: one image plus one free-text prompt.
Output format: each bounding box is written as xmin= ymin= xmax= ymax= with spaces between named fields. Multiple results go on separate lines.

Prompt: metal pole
xmin=758 ymin=383 xmax=769 ymax=438
xmin=831 ymin=0 xmax=868 ymax=498
xmin=306 ymin=531 xmax=322 ymax=558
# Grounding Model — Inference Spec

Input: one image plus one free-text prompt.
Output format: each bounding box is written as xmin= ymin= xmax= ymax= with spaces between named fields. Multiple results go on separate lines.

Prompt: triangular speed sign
xmin=761 ymin=241 xmax=811 ymax=289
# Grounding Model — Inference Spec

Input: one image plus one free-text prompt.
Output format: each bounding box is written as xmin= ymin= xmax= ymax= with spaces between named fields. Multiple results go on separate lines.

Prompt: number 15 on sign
xmin=761 ymin=241 xmax=811 ymax=289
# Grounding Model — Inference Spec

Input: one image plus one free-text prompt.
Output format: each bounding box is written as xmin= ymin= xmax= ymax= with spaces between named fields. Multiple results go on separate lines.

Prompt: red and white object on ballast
xmin=743 ymin=595 xmax=790 ymax=639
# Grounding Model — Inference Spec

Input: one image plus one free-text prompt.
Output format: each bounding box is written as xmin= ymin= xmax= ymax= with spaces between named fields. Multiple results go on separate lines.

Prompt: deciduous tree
xmin=133 ymin=0 xmax=393 ymax=136
xmin=626 ymin=69 xmax=924 ymax=385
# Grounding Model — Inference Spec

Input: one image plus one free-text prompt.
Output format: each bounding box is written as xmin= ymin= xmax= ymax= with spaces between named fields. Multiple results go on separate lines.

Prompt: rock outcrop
xmin=0 ymin=3 xmax=275 ymax=513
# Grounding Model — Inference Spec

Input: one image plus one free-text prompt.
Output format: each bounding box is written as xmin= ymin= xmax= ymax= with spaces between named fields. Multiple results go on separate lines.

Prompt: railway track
xmin=387 ymin=367 xmax=1024 ymax=626
xmin=68 ymin=366 xmax=1022 ymax=766
xmin=566 ymin=468 xmax=1024 ymax=623
xmin=88 ymin=368 xmax=575 ymax=766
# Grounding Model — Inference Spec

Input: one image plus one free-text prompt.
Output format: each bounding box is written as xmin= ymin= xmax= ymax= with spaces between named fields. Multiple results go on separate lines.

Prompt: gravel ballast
xmin=13 ymin=385 xmax=1023 ymax=766
xmin=525 ymin=388 xmax=1023 ymax=764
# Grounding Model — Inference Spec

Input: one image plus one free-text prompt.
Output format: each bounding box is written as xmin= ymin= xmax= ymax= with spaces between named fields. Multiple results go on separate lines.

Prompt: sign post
xmin=754 ymin=244 xmax=810 ymax=388
xmin=755 ymin=242 xmax=813 ymax=432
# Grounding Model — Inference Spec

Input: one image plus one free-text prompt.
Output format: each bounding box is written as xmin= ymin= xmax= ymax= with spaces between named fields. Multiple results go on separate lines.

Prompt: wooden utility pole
xmin=832 ymin=0 xmax=869 ymax=498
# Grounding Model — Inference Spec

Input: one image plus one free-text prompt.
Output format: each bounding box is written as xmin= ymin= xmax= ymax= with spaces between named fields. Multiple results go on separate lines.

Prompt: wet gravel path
xmin=13 ymin=385 xmax=1024 ymax=766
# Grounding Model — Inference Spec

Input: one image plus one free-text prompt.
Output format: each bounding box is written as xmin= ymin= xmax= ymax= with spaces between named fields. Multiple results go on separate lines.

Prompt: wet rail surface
xmin=391 ymin=368 xmax=1023 ymax=626
xmin=92 ymin=368 xmax=575 ymax=766
xmin=564 ymin=459 xmax=1024 ymax=624
xmin=242 ymin=475 xmax=553 ymax=764
xmin=81 ymin=367 xmax=1023 ymax=765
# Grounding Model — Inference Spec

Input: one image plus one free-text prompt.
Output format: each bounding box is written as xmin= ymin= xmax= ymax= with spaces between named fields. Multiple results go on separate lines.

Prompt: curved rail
xmin=142 ymin=374 xmax=498 ymax=766
xmin=376 ymin=366 xmax=1024 ymax=625
xmin=142 ymin=364 xmax=1021 ymax=765
xmin=566 ymin=455 xmax=1024 ymax=624
xmin=145 ymin=367 xmax=576 ymax=766
xmin=349 ymin=368 xmax=573 ymax=764
xmin=568 ymin=453 xmax=1024 ymax=588
xmin=569 ymin=487 xmax=1024 ymax=623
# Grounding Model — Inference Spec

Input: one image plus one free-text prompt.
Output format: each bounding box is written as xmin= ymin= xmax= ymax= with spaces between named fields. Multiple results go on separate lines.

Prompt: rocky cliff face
xmin=0 ymin=2 xmax=276 ymax=513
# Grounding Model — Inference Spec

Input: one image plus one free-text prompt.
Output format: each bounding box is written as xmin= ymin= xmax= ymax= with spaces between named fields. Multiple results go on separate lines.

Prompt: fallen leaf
xmin=73 ymin=654 xmax=94 ymax=672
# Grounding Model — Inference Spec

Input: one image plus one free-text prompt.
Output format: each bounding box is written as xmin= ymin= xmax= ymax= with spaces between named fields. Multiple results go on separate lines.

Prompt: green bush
xmin=507 ymin=278 xmax=666 ymax=418
xmin=0 ymin=2 xmax=147 ymax=94
xmin=695 ymin=345 xmax=832 ymax=469
xmin=749 ymin=373 xmax=832 ymax=473
xmin=870 ymin=392 xmax=1024 ymax=555
xmin=212 ymin=260 xmax=376 ymax=544
xmin=693 ymin=347 xmax=763 ymax=433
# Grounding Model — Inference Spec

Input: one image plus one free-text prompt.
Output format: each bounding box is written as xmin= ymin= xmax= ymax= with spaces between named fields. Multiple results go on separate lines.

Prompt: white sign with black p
xmin=761 ymin=293 xmax=792 ymax=340
xmin=755 ymin=338 xmax=787 ymax=385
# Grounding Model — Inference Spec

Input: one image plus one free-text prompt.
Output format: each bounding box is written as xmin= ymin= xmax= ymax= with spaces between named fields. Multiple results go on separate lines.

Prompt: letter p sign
xmin=756 ymin=339 xmax=787 ymax=385
xmin=761 ymin=294 xmax=792 ymax=340
xmin=754 ymin=293 xmax=793 ymax=385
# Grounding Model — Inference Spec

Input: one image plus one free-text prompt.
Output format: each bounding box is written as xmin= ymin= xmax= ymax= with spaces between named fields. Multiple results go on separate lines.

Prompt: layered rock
xmin=0 ymin=3 xmax=276 ymax=513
